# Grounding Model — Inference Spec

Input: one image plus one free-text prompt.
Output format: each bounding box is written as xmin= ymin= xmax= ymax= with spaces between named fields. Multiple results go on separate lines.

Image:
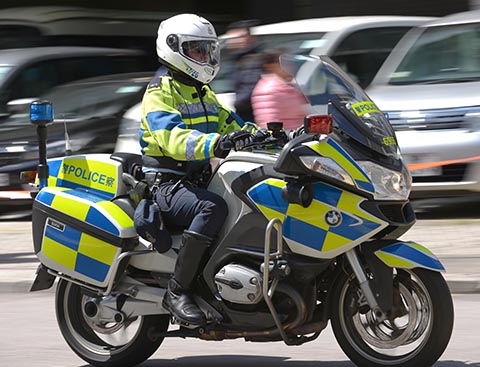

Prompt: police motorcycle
xmin=28 ymin=54 xmax=453 ymax=367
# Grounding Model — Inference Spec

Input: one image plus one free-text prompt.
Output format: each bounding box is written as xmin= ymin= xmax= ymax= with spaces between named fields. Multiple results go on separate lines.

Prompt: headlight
xmin=299 ymin=156 xmax=355 ymax=186
xmin=358 ymin=161 xmax=411 ymax=200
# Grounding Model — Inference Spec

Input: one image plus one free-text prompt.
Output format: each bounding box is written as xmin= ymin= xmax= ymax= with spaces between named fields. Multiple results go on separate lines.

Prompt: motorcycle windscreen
xmin=279 ymin=54 xmax=401 ymax=161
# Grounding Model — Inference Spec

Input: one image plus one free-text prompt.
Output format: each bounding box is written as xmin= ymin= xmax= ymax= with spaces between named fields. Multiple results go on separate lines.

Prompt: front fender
xmin=374 ymin=241 xmax=445 ymax=272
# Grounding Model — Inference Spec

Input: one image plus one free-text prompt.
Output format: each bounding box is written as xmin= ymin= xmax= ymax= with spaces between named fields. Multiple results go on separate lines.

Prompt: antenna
xmin=63 ymin=116 xmax=72 ymax=156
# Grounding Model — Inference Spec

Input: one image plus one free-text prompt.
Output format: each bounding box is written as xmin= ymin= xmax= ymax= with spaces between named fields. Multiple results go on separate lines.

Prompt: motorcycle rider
xmin=140 ymin=13 xmax=263 ymax=326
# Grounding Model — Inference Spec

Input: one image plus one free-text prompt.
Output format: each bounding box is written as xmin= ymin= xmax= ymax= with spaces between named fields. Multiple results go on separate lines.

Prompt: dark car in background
xmin=0 ymin=71 xmax=153 ymax=214
xmin=0 ymin=6 xmax=234 ymax=60
xmin=0 ymin=46 xmax=156 ymax=118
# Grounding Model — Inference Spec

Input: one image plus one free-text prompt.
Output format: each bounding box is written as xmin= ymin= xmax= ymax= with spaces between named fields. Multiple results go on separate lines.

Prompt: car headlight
xmin=299 ymin=156 xmax=355 ymax=186
xmin=357 ymin=161 xmax=412 ymax=200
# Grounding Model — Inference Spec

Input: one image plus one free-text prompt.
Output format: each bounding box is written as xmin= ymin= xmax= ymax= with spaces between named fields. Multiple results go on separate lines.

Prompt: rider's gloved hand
xmin=213 ymin=130 xmax=253 ymax=158
xmin=251 ymin=128 xmax=271 ymax=142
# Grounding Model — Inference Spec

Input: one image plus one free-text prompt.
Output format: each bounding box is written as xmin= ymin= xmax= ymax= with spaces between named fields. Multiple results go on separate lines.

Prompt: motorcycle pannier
xmin=31 ymin=154 xmax=138 ymax=288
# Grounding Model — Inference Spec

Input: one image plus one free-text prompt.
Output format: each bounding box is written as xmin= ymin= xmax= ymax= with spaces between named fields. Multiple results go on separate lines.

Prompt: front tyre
xmin=55 ymin=280 xmax=169 ymax=367
xmin=330 ymin=268 xmax=454 ymax=367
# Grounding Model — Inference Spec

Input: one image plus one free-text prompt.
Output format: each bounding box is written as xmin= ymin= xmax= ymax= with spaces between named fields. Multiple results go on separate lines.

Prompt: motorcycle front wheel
xmin=330 ymin=268 xmax=454 ymax=367
xmin=55 ymin=279 xmax=169 ymax=367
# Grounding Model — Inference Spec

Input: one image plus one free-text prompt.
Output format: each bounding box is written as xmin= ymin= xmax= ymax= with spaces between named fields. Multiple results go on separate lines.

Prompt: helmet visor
xmin=181 ymin=39 xmax=220 ymax=66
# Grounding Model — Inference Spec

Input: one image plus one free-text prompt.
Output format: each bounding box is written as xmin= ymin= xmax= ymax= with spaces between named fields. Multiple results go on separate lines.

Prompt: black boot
xmin=163 ymin=231 xmax=212 ymax=325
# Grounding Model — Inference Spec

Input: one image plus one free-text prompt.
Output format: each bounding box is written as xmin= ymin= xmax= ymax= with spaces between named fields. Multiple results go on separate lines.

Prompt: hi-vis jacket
xmin=140 ymin=74 xmax=253 ymax=164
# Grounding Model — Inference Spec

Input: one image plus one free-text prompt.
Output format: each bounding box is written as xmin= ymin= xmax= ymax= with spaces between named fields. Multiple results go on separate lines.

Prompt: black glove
xmin=251 ymin=128 xmax=270 ymax=142
xmin=213 ymin=130 xmax=253 ymax=158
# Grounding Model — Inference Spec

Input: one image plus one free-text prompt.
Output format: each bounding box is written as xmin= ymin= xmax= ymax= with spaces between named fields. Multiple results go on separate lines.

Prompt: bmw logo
xmin=325 ymin=210 xmax=342 ymax=226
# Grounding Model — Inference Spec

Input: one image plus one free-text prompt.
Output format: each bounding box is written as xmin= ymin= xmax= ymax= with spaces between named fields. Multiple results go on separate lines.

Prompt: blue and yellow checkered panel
xmin=375 ymin=241 xmax=445 ymax=271
xmin=36 ymin=188 xmax=134 ymax=237
xmin=42 ymin=222 xmax=119 ymax=283
xmin=248 ymin=178 xmax=383 ymax=254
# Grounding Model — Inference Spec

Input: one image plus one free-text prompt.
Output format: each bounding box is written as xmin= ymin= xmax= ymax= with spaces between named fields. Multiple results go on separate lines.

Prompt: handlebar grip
xmin=220 ymin=140 xmax=234 ymax=150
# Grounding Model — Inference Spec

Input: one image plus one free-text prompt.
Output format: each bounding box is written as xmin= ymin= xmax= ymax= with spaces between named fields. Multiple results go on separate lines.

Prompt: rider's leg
xmin=157 ymin=182 xmax=228 ymax=324
xmin=164 ymin=230 xmax=213 ymax=325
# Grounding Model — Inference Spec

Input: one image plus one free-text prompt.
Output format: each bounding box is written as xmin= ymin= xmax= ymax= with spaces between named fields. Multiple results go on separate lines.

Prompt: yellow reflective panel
xmin=376 ymin=251 xmax=415 ymax=269
xmin=407 ymin=241 xmax=434 ymax=256
xmin=78 ymin=233 xmax=118 ymax=265
xmin=54 ymin=158 xmax=118 ymax=195
xmin=351 ymin=101 xmax=381 ymax=116
xmin=322 ymin=231 xmax=352 ymax=252
xmin=51 ymin=194 xmax=90 ymax=220
xmin=257 ymin=203 xmax=286 ymax=223
xmin=42 ymin=237 xmax=77 ymax=270
xmin=97 ymin=201 xmax=134 ymax=229
xmin=286 ymin=200 xmax=330 ymax=231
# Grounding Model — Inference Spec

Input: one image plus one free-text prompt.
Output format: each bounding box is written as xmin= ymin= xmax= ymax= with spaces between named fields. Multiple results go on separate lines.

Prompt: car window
xmin=330 ymin=27 xmax=414 ymax=88
xmin=44 ymin=80 xmax=147 ymax=118
xmin=6 ymin=79 xmax=147 ymax=122
xmin=387 ymin=23 xmax=480 ymax=85
xmin=0 ymin=66 xmax=12 ymax=82
xmin=5 ymin=55 xmax=152 ymax=104
xmin=0 ymin=25 xmax=42 ymax=49
xmin=211 ymin=32 xmax=325 ymax=93
xmin=9 ymin=61 xmax=60 ymax=100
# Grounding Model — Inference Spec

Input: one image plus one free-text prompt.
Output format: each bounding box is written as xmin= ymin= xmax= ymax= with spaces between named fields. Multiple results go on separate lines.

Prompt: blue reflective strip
xmin=53 ymin=179 xmax=114 ymax=200
xmin=75 ymin=253 xmax=110 ymax=282
xmin=139 ymin=128 xmax=148 ymax=153
xmin=39 ymin=178 xmax=48 ymax=189
xmin=63 ymin=189 xmax=105 ymax=203
xmin=204 ymin=133 xmax=216 ymax=158
xmin=48 ymin=160 xmax=61 ymax=177
xmin=188 ymin=111 xmax=219 ymax=120
xmin=45 ymin=225 xmax=81 ymax=251
xmin=188 ymin=122 xmax=219 ymax=133
xmin=356 ymin=179 xmax=375 ymax=193
xmin=312 ymin=183 xmax=342 ymax=207
xmin=146 ymin=111 xmax=186 ymax=131
xmin=230 ymin=111 xmax=245 ymax=127
xmin=36 ymin=190 xmax=55 ymax=206
xmin=329 ymin=214 xmax=380 ymax=240
xmin=283 ymin=216 xmax=326 ymax=251
xmin=186 ymin=130 xmax=202 ymax=161
xmin=249 ymin=184 xmax=289 ymax=214
xmin=85 ymin=207 xmax=119 ymax=236
xmin=382 ymin=243 xmax=445 ymax=271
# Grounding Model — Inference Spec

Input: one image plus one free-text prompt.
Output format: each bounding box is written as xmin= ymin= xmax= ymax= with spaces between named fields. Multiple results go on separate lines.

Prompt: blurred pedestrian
xmin=251 ymin=48 xmax=307 ymax=130
xmin=224 ymin=19 xmax=263 ymax=122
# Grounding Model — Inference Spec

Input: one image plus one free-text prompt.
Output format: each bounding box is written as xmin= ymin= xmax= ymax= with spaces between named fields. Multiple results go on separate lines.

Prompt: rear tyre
xmin=330 ymin=268 xmax=454 ymax=367
xmin=55 ymin=280 xmax=169 ymax=367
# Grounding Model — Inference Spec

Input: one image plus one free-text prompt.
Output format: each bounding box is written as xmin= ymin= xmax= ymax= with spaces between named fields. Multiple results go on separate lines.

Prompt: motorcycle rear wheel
xmin=330 ymin=268 xmax=454 ymax=367
xmin=55 ymin=279 xmax=169 ymax=367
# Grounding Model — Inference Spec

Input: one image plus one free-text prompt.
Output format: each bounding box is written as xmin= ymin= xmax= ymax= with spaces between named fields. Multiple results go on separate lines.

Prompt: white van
xmin=367 ymin=10 xmax=480 ymax=198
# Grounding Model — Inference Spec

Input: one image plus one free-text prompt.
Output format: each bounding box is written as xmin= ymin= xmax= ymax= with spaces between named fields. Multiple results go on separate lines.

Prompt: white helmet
xmin=156 ymin=14 xmax=220 ymax=84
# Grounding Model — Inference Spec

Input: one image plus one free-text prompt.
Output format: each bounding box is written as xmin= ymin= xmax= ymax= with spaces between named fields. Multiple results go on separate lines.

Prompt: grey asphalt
xmin=0 ymin=219 xmax=479 ymax=294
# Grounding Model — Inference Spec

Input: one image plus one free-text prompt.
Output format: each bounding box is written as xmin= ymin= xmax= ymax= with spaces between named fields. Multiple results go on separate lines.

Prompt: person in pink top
xmin=251 ymin=48 xmax=307 ymax=130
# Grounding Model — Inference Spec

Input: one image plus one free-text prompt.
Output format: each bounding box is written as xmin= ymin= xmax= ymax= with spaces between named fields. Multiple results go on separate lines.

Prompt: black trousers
xmin=155 ymin=181 xmax=228 ymax=239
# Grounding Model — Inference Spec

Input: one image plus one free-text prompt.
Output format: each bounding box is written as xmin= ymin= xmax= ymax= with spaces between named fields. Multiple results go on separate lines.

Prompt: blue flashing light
xmin=30 ymin=100 xmax=54 ymax=124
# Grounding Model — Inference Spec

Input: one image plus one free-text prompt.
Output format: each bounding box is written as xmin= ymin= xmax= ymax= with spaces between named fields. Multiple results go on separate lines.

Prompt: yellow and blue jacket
xmin=140 ymin=74 xmax=254 ymax=169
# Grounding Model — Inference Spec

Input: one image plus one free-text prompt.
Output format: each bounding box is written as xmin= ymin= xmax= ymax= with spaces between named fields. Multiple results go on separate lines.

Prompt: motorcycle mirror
xmin=304 ymin=114 xmax=333 ymax=135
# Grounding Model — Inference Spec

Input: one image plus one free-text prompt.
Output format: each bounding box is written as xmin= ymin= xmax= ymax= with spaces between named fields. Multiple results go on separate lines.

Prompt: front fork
xmin=345 ymin=249 xmax=386 ymax=321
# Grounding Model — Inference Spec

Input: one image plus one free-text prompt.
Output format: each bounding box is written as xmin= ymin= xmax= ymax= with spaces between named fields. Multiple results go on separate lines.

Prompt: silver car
xmin=367 ymin=10 xmax=480 ymax=198
xmin=212 ymin=15 xmax=435 ymax=109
